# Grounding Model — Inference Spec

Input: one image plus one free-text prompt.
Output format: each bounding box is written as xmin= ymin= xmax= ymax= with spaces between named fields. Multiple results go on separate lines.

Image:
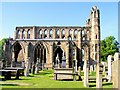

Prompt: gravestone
xmin=112 ymin=52 xmax=120 ymax=89
xmin=107 ymin=55 xmax=113 ymax=82
xmin=35 ymin=59 xmax=39 ymax=74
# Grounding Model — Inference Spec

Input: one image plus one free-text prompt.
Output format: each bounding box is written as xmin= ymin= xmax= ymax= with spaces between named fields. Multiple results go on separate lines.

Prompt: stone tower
xmin=87 ymin=6 xmax=101 ymax=88
xmin=86 ymin=6 xmax=100 ymax=68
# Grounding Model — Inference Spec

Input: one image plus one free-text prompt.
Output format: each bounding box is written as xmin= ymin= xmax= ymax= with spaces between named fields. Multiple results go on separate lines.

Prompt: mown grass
xmin=0 ymin=70 xmax=112 ymax=88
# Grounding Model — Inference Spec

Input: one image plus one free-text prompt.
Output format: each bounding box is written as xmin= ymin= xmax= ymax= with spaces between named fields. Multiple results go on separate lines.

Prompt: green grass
xmin=0 ymin=70 xmax=112 ymax=88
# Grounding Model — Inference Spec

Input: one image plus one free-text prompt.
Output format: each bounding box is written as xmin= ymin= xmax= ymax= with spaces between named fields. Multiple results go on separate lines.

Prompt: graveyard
xmin=0 ymin=70 xmax=112 ymax=88
xmin=0 ymin=3 xmax=119 ymax=89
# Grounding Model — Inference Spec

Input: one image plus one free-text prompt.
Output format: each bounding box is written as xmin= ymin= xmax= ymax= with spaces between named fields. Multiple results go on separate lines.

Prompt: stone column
xmin=112 ymin=52 xmax=120 ymax=89
xmin=25 ymin=45 xmax=28 ymax=63
xmin=66 ymin=42 xmax=69 ymax=68
xmin=60 ymin=29 xmax=62 ymax=39
xmin=77 ymin=29 xmax=82 ymax=67
xmin=107 ymin=55 xmax=113 ymax=82
xmin=53 ymin=29 xmax=56 ymax=39
xmin=42 ymin=49 xmax=44 ymax=70
xmin=25 ymin=30 xmax=27 ymax=39
xmin=33 ymin=26 xmax=36 ymax=39
xmin=49 ymin=42 xmax=53 ymax=68
xmin=83 ymin=46 xmax=89 ymax=87
xmin=47 ymin=29 xmax=50 ymax=38
xmin=24 ymin=58 xmax=30 ymax=76
xmin=74 ymin=46 xmax=77 ymax=72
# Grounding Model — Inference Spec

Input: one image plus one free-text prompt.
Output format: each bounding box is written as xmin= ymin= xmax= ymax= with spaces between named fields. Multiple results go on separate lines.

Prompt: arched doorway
xmin=12 ymin=42 xmax=24 ymax=62
xmin=53 ymin=46 xmax=63 ymax=67
xmin=34 ymin=43 xmax=46 ymax=65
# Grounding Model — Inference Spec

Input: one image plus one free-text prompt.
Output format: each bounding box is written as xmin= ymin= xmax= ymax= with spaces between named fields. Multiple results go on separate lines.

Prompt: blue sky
xmin=0 ymin=2 xmax=118 ymax=40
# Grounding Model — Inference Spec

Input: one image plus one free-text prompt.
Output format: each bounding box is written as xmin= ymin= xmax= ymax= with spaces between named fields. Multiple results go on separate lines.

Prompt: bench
xmin=54 ymin=72 xmax=78 ymax=81
xmin=4 ymin=67 xmax=24 ymax=76
xmin=0 ymin=69 xmax=19 ymax=80
xmin=54 ymin=68 xmax=78 ymax=81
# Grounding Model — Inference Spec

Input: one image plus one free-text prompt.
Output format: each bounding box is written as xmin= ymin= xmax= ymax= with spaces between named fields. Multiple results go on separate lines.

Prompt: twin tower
xmin=4 ymin=6 xmax=100 ymax=69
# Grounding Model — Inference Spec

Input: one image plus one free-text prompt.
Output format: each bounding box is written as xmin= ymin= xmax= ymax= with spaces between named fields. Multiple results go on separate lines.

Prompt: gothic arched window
xmin=50 ymin=29 xmax=53 ymax=38
xmin=39 ymin=29 xmax=42 ymax=38
xmin=22 ymin=29 xmax=25 ymax=39
xmin=62 ymin=29 xmax=65 ymax=39
xmin=44 ymin=29 xmax=47 ymax=38
xmin=27 ymin=29 xmax=30 ymax=39
xmin=56 ymin=29 xmax=60 ymax=38
xmin=74 ymin=29 xmax=77 ymax=39
xmin=17 ymin=30 xmax=20 ymax=39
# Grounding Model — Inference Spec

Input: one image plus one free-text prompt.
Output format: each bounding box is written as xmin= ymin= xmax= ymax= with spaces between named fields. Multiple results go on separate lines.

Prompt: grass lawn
xmin=0 ymin=70 xmax=112 ymax=88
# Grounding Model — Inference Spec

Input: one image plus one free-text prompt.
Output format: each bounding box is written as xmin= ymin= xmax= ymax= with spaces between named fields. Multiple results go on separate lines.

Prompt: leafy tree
xmin=0 ymin=38 xmax=8 ymax=60
xmin=100 ymin=36 xmax=119 ymax=62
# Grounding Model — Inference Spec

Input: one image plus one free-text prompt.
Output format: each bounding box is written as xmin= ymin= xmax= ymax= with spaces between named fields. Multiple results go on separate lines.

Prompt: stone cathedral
xmin=4 ymin=6 xmax=100 ymax=69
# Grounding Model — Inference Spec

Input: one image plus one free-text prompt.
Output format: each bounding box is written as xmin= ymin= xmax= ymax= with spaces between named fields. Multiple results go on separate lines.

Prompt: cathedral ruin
xmin=4 ymin=6 xmax=100 ymax=70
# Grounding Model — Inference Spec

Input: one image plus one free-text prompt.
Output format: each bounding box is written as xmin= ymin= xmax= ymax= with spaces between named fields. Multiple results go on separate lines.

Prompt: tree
xmin=0 ymin=38 xmax=8 ymax=60
xmin=100 ymin=36 xmax=119 ymax=62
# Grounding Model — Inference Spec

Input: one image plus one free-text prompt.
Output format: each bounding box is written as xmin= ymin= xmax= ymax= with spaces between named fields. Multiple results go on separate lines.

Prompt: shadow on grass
xmin=89 ymin=84 xmax=96 ymax=87
xmin=17 ymin=78 xmax=31 ymax=80
xmin=0 ymin=84 xmax=19 ymax=86
xmin=39 ymin=72 xmax=52 ymax=75
xmin=58 ymin=79 xmax=75 ymax=81
xmin=89 ymin=82 xmax=112 ymax=87
xmin=89 ymin=80 xmax=96 ymax=83
xmin=103 ymin=82 xmax=112 ymax=86
xmin=0 ymin=77 xmax=31 ymax=81
xmin=0 ymin=78 xmax=6 ymax=81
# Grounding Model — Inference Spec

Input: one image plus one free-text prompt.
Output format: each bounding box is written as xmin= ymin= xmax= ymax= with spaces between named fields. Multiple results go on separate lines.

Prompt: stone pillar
xmin=42 ymin=49 xmax=44 ymax=70
xmin=66 ymin=42 xmax=69 ymax=68
xmin=83 ymin=46 xmax=89 ymax=87
xmin=74 ymin=46 xmax=77 ymax=72
xmin=49 ymin=42 xmax=53 ymax=68
xmin=53 ymin=29 xmax=56 ymax=39
xmin=78 ymin=29 xmax=82 ymax=67
xmin=33 ymin=26 xmax=36 ymax=39
xmin=25 ymin=30 xmax=27 ymax=39
xmin=25 ymin=45 xmax=28 ymax=63
xmin=112 ymin=52 xmax=120 ymax=89
xmin=24 ymin=58 xmax=30 ymax=76
xmin=60 ymin=29 xmax=62 ymax=39
xmin=107 ymin=55 xmax=113 ymax=82
xmin=47 ymin=29 xmax=50 ymax=38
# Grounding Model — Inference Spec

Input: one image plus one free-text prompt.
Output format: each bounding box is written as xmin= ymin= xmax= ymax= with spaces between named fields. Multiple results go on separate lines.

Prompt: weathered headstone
xmin=35 ymin=59 xmax=39 ymax=74
xmin=84 ymin=60 xmax=89 ymax=87
xmin=107 ymin=55 xmax=113 ymax=82
xmin=112 ymin=52 xmax=120 ymax=89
